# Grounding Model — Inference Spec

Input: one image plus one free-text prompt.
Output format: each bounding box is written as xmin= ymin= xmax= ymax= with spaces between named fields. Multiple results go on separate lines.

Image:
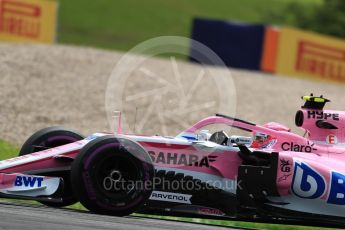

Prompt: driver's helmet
xmin=251 ymin=132 xmax=273 ymax=149
xmin=251 ymin=122 xmax=290 ymax=149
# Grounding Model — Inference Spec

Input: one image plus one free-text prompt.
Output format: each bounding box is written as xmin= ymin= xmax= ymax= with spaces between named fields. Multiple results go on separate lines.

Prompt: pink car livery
xmin=0 ymin=94 xmax=344 ymax=226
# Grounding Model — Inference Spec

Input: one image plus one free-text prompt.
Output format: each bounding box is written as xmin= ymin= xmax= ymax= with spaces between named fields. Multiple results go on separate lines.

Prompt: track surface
xmin=0 ymin=202 xmax=246 ymax=230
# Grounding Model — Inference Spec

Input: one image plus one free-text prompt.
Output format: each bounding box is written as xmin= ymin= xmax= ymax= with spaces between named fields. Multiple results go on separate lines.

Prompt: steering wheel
xmin=209 ymin=131 xmax=229 ymax=145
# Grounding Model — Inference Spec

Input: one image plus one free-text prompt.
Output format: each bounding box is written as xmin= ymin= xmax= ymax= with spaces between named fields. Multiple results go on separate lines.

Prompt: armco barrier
xmin=276 ymin=27 xmax=345 ymax=83
xmin=0 ymin=0 xmax=58 ymax=43
xmin=190 ymin=18 xmax=265 ymax=70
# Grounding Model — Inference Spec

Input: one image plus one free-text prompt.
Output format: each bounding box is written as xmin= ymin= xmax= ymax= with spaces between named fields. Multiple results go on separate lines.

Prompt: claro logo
xmin=281 ymin=142 xmax=317 ymax=153
xmin=148 ymin=151 xmax=217 ymax=168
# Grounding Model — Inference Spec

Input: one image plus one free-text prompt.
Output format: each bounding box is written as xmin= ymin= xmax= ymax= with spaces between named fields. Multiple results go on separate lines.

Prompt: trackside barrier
xmin=190 ymin=18 xmax=345 ymax=83
xmin=260 ymin=26 xmax=280 ymax=73
xmin=190 ymin=18 xmax=264 ymax=70
xmin=275 ymin=27 xmax=345 ymax=83
xmin=0 ymin=0 xmax=58 ymax=43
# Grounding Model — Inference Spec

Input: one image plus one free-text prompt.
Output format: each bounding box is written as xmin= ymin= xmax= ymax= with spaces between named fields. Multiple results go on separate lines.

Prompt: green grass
xmin=0 ymin=138 xmax=339 ymax=229
xmin=58 ymin=0 xmax=322 ymax=51
xmin=0 ymin=139 xmax=19 ymax=160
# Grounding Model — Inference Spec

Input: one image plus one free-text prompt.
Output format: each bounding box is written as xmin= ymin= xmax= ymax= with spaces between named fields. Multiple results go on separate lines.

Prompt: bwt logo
xmin=0 ymin=0 xmax=41 ymax=38
xmin=292 ymin=162 xmax=345 ymax=205
xmin=14 ymin=176 xmax=43 ymax=188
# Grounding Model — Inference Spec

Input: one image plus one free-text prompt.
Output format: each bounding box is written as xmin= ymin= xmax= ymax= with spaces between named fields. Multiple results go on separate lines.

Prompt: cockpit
xmin=178 ymin=114 xmax=289 ymax=149
xmin=196 ymin=129 xmax=253 ymax=147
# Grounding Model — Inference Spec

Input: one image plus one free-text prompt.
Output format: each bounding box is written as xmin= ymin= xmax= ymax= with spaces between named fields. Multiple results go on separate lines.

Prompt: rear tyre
xmin=71 ymin=136 xmax=154 ymax=216
xmin=19 ymin=126 xmax=84 ymax=207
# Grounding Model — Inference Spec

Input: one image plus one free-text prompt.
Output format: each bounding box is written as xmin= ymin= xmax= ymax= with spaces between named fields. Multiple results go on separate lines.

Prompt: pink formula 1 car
xmin=1 ymin=94 xmax=345 ymax=226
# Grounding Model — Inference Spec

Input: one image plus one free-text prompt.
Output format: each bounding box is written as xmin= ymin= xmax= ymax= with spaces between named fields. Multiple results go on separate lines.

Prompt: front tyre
xmin=71 ymin=136 xmax=154 ymax=216
xmin=19 ymin=126 xmax=84 ymax=207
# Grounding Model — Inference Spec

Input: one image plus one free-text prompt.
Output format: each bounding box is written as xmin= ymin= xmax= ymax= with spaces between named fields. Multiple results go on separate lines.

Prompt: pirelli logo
xmin=295 ymin=41 xmax=345 ymax=81
xmin=0 ymin=0 xmax=41 ymax=38
xmin=0 ymin=0 xmax=57 ymax=43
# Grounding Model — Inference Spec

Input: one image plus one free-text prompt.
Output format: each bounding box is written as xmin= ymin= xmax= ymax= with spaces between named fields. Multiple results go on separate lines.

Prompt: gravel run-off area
xmin=0 ymin=43 xmax=344 ymax=145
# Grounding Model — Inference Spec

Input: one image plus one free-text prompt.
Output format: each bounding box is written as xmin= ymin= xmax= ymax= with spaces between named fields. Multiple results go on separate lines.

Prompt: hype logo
xmin=292 ymin=162 xmax=326 ymax=199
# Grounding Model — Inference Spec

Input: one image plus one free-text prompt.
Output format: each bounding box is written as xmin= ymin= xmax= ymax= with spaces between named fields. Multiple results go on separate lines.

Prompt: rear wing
xmin=301 ymin=94 xmax=330 ymax=110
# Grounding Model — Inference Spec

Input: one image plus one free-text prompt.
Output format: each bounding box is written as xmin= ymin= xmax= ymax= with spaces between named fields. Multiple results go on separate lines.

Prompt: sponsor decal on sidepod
xmin=148 ymin=151 xmax=217 ymax=168
xmin=292 ymin=162 xmax=345 ymax=205
xmin=281 ymin=142 xmax=317 ymax=153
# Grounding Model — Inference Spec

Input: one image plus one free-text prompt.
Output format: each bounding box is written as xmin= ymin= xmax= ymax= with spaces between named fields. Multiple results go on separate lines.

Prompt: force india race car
xmin=1 ymin=94 xmax=345 ymax=226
